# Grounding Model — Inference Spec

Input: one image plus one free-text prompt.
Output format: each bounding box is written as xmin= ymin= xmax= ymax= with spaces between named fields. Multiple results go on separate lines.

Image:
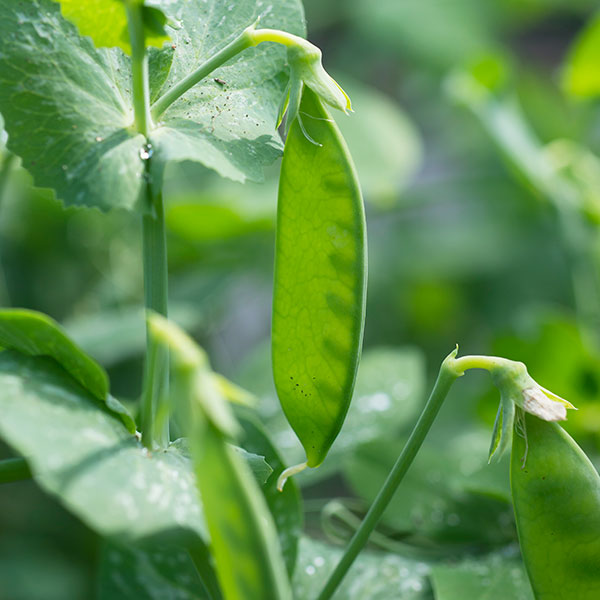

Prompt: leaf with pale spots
xmin=0 ymin=351 xmax=274 ymax=551
xmin=293 ymin=537 xmax=431 ymax=599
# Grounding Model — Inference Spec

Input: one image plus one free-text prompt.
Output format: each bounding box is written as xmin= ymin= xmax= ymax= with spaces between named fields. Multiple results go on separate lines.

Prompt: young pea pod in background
xmin=148 ymin=314 xmax=292 ymax=600
xmin=511 ymin=412 xmax=600 ymax=600
xmin=272 ymin=86 xmax=367 ymax=481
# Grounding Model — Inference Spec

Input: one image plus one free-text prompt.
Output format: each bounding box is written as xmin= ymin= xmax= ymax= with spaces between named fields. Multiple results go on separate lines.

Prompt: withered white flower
xmin=487 ymin=360 xmax=576 ymax=462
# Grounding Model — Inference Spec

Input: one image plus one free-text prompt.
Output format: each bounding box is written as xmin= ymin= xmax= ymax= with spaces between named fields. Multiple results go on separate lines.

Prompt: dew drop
xmin=140 ymin=143 xmax=153 ymax=160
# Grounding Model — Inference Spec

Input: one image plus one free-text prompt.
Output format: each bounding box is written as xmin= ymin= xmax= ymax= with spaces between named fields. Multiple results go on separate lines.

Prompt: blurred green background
xmin=2 ymin=0 xmax=600 ymax=597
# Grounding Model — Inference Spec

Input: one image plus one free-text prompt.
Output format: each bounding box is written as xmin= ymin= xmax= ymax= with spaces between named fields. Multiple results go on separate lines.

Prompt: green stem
xmin=151 ymin=25 xmax=308 ymax=120
xmin=151 ymin=27 xmax=255 ymax=120
xmin=316 ymin=349 xmax=461 ymax=600
xmin=141 ymin=192 xmax=170 ymax=448
xmin=0 ymin=458 xmax=31 ymax=483
xmin=125 ymin=2 xmax=151 ymax=135
xmin=126 ymin=1 xmax=169 ymax=448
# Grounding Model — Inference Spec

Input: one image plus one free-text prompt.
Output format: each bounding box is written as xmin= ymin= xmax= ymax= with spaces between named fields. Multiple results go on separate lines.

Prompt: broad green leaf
xmin=430 ymin=552 xmax=533 ymax=600
xmin=511 ymin=414 xmax=600 ymax=599
xmin=336 ymin=80 xmax=423 ymax=208
xmin=272 ymin=87 xmax=367 ymax=468
xmin=98 ymin=541 xmax=211 ymax=600
xmin=0 ymin=0 xmax=304 ymax=212
xmin=52 ymin=0 xmax=170 ymax=54
xmin=562 ymin=12 xmax=600 ymax=98
xmin=0 ymin=0 xmax=145 ymax=211
xmin=96 ymin=418 xmax=299 ymax=600
xmin=293 ymin=538 xmax=431 ymax=599
xmin=0 ymin=308 xmax=134 ymax=432
xmin=0 ymin=351 xmax=208 ymax=547
xmin=237 ymin=345 xmax=425 ymax=484
xmin=148 ymin=0 xmax=306 ymax=188
xmin=237 ymin=411 xmax=303 ymax=575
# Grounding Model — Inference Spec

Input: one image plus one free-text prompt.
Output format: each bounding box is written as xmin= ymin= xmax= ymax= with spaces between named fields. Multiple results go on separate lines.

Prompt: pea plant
xmin=0 ymin=1 xmax=599 ymax=599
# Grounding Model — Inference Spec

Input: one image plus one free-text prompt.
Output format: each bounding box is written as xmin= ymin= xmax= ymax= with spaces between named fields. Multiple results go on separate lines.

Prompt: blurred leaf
xmin=562 ymin=12 xmax=600 ymax=98
xmin=162 ymin=162 xmax=278 ymax=243
xmin=64 ymin=303 xmax=203 ymax=368
xmin=293 ymin=537 xmax=431 ymax=599
xmin=344 ymin=418 xmax=514 ymax=546
xmin=0 ymin=309 xmax=134 ymax=432
xmin=0 ymin=536 xmax=90 ymax=600
xmin=236 ymin=345 xmax=425 ymax=484
xmin=98 ymin=541 xmax=210 ymax=600
xmin=430 ymin=551 xmax=533 ymax=599
xmin=52 ymin=0 xmax=169 ymax=55
xmin=348 ymin=0 xmax=498 ymax=69
xmin=336 ymin=80 xmax=423 ymax=207
xmin=0 ymin=351 xmax=209 ymax=547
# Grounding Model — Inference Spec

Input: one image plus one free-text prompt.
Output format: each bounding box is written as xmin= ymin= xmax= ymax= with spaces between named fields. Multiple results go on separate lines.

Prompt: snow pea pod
xmin=272 ymin=87 xmax=367 ymax=470
xmin=511 ymin=412 xmax=600 ymax=599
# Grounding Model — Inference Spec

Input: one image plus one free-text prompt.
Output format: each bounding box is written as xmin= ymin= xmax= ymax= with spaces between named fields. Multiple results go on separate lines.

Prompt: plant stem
xmin=316 ymin=349 xmax=461 ymax=600
xmin=125 ymin=2 xmax=151 ymax=135
xmin=141 ymin=192 xmax=170 ymax=448
xmin=0 ymin=458 xmax=31 ymax=483
xmin=151 ymin=25 xmax=307 ymax=120
xmin=126 ymin=1 xmax=169 ymax=448
xmin=151 ymin=28 xmax=255 ymax=120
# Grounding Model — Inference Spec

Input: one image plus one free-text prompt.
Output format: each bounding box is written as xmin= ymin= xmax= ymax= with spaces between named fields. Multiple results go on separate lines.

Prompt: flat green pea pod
xmin=272 ymin=87 xmax=367 ymax=482
xmin=511 ymin=412 xmax=600 ymax=599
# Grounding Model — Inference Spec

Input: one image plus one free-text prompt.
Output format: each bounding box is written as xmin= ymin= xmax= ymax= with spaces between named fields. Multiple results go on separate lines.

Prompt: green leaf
xmin=99 ymin=543 xmax=213 ymax=600
xmin=0 ymin=0 xmax=305 ymax=212
xmin=344 ymin=422 xmax=514 ymax=546
xmin=63 ymin=303 xmax=203 ymax=368
xmin=98 ymin=541 xmax=211 ymax=600
xmin=272 ymin=87 xmax=367 ymax=468
xmin=0 ymin=351 xmax=209 ymax=547
xmin=562 ymin=12 xmax=600 ymax=98
xmin=430 ymin=552 xmax=533 ymax=600
xmin=52 ymin=0 xmax=170 ymax=54
xmin=148 ymin=0 xmax=306 ymax=188
xmin=0 ymin=308 xmax=134 ymax=432
xmin=0 ymin=0 xmax=145 ymax=211
xmin=293 ymin=537 xmax=431 ymax=599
